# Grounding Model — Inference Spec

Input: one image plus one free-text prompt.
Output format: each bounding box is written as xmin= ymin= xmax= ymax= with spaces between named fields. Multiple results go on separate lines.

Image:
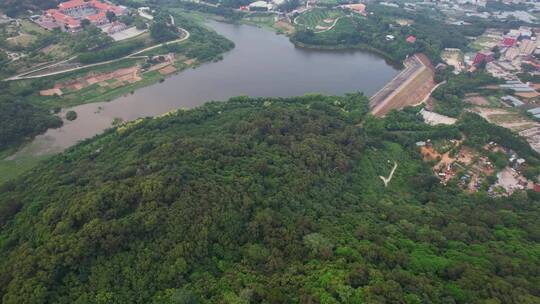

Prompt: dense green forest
xmin=0 ymin=9 xmax=233 ymax=153
xmin=0 ymin=84 xmax=62 ymax=151
xmin=0 ymin=0 xmax=58 ymax=17
xmin=432 ymin=71 xmax=501 ymax=118
xmin=1 ymin=95 xmax=539 ymax=303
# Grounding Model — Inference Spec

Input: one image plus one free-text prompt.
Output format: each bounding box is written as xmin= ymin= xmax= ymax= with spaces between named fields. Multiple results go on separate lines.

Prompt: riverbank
xmin=1 ymin=20 xmax=398 ymax=185
xmin=291 ymin=39 xmax=404 ymax=69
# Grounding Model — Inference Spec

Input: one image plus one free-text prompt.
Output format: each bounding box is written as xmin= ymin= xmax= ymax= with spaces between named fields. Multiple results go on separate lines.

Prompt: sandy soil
xmin=464 ymin=95 xmax=490 ymax=106
xmin=274 ymin=21 xmax=295 ymax=34
xmin=516 ymin=91 xmax=540 ymax=98
xmin=441 ymin=50 xmax=464 ymax=72
xmin=420 ymin=109 xmax=457 ymax=125
xmin=42 ymin=66 xmax=142 ymax=93
xmin=159 ymin=66 xmax=176 ymax=75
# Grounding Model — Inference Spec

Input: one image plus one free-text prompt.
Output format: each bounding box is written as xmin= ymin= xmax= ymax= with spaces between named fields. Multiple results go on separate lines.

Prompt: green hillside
xmin=0 ymin=94 xmax=539 ymax=303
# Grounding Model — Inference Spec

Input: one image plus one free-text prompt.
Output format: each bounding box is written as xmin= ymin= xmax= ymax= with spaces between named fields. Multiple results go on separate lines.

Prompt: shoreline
xmin=1 ymin=20 xmax=401 ymax=184
xmin=290 ymin=39 xmax=405 ymax=69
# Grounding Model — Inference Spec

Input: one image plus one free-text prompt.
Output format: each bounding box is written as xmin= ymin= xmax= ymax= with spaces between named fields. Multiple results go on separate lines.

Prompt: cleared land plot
xmin=441 ymin=49 xmax=464 ymax=72
xmin=20 ymin=20 xmax=49 ymax=35
xmin=5 ymin=20 xmax=50 ymax=47
xmin=108 ymin=27 xmax=147 ymax=41
xmin=471 ymin=107 xmax=530 ymax=129
xmin=420 ymin=109 xmax=457 ymax=125
xmin=472 ymin=107 xmax=540 ymax=153
xmin=6 ymin=34 xmax=36 ymax=47
xmin=274 ymin=20 xmax=295 ymax=34
xmin=469 ymin=29 xmax=503 ymax=51
xmin=396 ymin=19 xmax=413 ymax=26
xmin=464 ymin=94 xmax=490 ymax=106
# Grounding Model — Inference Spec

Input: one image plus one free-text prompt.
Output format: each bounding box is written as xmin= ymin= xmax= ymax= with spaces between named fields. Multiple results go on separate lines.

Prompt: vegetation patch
xmin=0 ymin=95 xmax=538 ymax=303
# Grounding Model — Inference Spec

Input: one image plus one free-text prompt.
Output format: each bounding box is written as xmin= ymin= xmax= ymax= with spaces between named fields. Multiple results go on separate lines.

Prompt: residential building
xmin=501 ymin=95 xmax=524 ymax=107
xmin=473 ymin=50 xmax=494 ymax=66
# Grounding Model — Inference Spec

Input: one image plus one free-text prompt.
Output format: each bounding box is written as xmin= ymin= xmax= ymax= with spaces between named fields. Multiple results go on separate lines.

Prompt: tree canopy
xmin=0 ymin=94 xmax=538 ymax=303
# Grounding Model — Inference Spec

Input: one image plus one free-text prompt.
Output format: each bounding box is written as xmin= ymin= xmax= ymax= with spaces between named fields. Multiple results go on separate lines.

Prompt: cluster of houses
xmin=419 ymin=139 xmax=539 ymax=195
xmin=485 ymin=142 xmax=538 ymax=195
xmin=466 ymin=27 xmax=540 ymax=80
xmin=34 ymin=0 xmax=127 ymax=32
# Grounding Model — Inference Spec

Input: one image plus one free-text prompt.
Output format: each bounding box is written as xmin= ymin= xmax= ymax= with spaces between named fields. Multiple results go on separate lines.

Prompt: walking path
xmin=313 ymin=15 xmax=349 ymax=33
xmin=379 ymin=161 xmax=398 ymax=187
xmin=5 ymin=28 xmax=190 ymax=81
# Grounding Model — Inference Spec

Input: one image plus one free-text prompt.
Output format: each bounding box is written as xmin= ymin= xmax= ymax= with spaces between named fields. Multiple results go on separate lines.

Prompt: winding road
xmin=5 ymin=27 xmax=190 ymax=81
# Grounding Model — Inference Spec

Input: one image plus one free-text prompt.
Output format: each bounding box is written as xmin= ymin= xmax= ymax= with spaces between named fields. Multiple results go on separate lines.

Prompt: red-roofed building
xmin=473 ymin=51 xmax=494 ymax=66
xmin=38 ymin=0 xmax=126 ymax=32
xmin=502 ymin=37 xmax=517 ymax=47
xmin=58 ymin=0 xmax=88 ymax=11
xmin=406 ymin=35 xmax=416 ymax=43
xmin=87 ymin=11 xmax=107 ymax=25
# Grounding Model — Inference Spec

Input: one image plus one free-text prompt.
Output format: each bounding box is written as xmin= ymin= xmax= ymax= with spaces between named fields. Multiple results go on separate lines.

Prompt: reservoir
xmin=16 ymin=20 xmax=399 ymax=157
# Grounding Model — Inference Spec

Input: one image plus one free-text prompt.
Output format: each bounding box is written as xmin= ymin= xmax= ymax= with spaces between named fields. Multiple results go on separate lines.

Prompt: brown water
xmin=14 ymin=20 xmax=398 ymax=157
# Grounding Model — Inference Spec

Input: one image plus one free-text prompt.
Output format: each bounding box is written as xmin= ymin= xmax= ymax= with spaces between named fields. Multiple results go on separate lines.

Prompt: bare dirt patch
xmin=159 ymin=66 xmax=177 ymax=75
xmin=274 ymin=21 xmax=295 ymax=34
xmin=42 ymin=66 xmax=142 ymax=93
xmin=39 ymin=88 xmax=63 ymax=96
xmin=441 ymin=49 xmax=464 ymax=72
xmin=516 ymin=91 xmax=540 ymax=98
xmin=464 ymin=95 xmax=490 ymax=106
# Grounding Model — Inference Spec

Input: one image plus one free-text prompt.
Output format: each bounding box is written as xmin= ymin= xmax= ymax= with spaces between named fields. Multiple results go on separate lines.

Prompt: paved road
xmin=368 ymin=54 xmax=423 ymax=110
xmin=5 ymin=28 xmax=190 ymax=81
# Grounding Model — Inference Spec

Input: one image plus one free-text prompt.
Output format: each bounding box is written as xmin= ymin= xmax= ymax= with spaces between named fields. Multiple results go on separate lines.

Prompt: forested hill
xmin=0 ymin=0 xmax=58 ymax=17
xmin=0 ymin=94 xmax=539 ymax=303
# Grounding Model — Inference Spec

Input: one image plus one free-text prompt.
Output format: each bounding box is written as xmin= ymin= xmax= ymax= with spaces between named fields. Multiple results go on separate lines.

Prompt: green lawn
xmin=0 ymin=149 xmax=52 ymax=185
xmin=315 ymin=15 xmax=357 ymax=39
xmin=242 ymin=13 xmax=276 ymax=29
xmin=295 ymin=8 xmax=347 ymax=30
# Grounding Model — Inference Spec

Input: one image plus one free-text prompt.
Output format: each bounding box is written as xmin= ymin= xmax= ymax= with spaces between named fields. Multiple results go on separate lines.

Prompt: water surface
xmin=16 ymin=20 xmax=399 ymax=156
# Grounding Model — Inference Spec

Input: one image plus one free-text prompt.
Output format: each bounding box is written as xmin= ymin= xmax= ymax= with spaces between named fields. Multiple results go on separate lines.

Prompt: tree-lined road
xmin=5 ymin=28 xmax=190 ymax=81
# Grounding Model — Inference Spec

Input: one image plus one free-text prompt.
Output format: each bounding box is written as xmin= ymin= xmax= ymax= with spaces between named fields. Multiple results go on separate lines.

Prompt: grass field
xmin=6 ymin=34 xmax=36 ymax=47
xmin=0 ymin=149 xmax=51 ymax=185
xmin=469 ymin=33 xmax=502 ymax=51
xmin=5 ymin=20 xmax=50 ymax=48
xmin=20 ymin=20 xmax=49 ymax=35
xmin=243 ymin=12 xmax=276 ymax=27
xmin=314 ymin=15 xmax=357 ymax=39
xmin=295 ymin=8 xmax=347 ymax=30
